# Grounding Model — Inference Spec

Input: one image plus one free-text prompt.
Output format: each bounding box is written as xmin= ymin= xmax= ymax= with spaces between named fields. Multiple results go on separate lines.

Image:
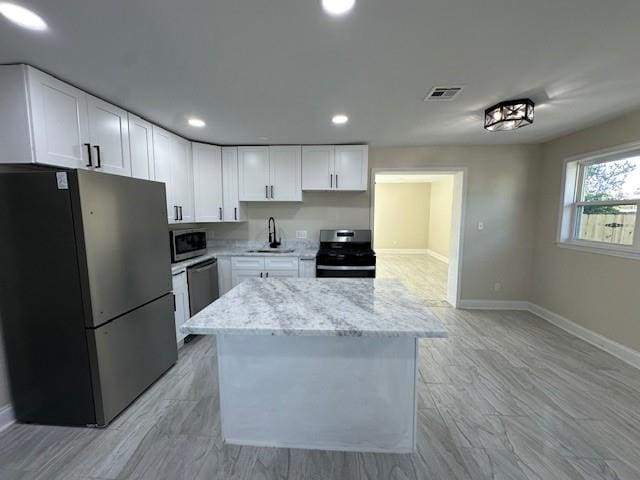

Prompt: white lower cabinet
xmin=217 ymin=257 xmax=233 ymax=296
xmin=172 ymin=271 xmax=190 ymax=345
xmin=299 ymin=258 xmax=316 ymax=278
xmin=231 ymin=257 xmax=299 ymax=288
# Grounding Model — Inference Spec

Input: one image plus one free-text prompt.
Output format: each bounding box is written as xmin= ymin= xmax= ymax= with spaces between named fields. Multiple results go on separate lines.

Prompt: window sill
xmin=556 ymin=241 xmax=640 ymax=261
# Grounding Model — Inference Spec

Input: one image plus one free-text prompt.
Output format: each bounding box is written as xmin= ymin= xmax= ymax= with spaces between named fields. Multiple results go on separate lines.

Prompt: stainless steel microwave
xmin=170 ymin=229 xmax=207 ymax=263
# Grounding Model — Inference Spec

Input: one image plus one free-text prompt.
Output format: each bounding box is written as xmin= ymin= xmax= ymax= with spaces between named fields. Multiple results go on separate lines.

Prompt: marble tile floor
xmin=1 ymin=256 xmax=640 ymax=479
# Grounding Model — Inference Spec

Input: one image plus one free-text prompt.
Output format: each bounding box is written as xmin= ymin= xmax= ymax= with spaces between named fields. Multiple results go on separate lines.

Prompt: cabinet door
xmin=193 ymin=143 xmax=223 ymax=222
xmin=334 ymin=145 xmax=369 ymax=191
xmin=152 ymin=126 xmax=177 ymax=222
xmin=87 ymin=96 xmax=131 ymax=176
xmin=269 ymin=146 xmax=302 ymax=201
xmin=27 ymin=67 xmax=90 ymax=169
xmin=302 ymin=146 xmax=334 ymax=190
xmin=172 ymin=272 xmax=189 ymax=344
xmin=238 ymin=146 xmax=270 ymax=201
xmin=299 ymin=259 xmax=316 ymax=278
xmin=222 ymin=147 xmax=245 ymax=221
xmin=265 ymin=269 xmax=298 ymax=279
xmin=128 ymin=114 xmax=155 ymax=180
xmin=172 ymin=137 xmax=194 ymax=223
xmin=231 ymin=269 xmax=264 ymax=288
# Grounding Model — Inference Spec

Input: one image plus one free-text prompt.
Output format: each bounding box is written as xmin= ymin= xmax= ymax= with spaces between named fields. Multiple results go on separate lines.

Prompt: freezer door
xmin=73 ymin=170 xmax=172 ymax=327
xmin=86 ymin=293 xmax=177 ymax=426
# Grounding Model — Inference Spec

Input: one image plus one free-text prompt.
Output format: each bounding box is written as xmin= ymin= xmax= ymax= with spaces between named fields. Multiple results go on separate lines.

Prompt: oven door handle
xmin=316 ymin=265 xmax=376 ymax=271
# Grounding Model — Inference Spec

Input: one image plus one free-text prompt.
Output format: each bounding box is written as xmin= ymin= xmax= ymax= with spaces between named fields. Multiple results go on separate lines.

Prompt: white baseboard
xmin=426 ymin=249 xmax=449 ymax=264
xmin=376 ymin=249 xmax=430 ymax=255
xmin=0 ymin=404 xmax=15 ymax=432
xmin=528 ymin=303 xmax=640 ymax=370
xmin=458 ymin=299 xmax=530 ymax=310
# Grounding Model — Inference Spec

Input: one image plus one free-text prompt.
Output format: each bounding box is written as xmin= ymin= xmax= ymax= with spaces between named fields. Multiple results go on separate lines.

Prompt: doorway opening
xmin=371 ymin=169 xmax=466 ymax=308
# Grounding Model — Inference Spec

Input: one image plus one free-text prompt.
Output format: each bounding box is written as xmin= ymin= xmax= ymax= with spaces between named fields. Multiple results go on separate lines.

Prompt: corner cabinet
xmin=193 ymin=143 xmax=223 ymax=222
xmin=302 ymin=145 xmax=368 ymax=191
xmin=128 ymin=113 xmax=155 ymax=180
xmin=153 ymin=126 xmax=194 ymax=224
xmin=238 ymin=146 xmax=302 ymax=201
xmin=222 ymin=147 xmax=247 ymax=222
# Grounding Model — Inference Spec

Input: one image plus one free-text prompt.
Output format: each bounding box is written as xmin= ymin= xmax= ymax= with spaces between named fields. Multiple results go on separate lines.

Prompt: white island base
xmin=217 ymin=334 xmax=419 ymax=453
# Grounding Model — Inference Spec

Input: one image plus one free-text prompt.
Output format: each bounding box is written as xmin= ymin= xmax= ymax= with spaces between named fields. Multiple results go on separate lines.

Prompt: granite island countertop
xmin=181 ymin=278 xmax=447 ymax=338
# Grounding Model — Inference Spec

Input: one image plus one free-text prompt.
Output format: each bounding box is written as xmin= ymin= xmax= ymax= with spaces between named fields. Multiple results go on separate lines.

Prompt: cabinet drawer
xmin=232 ymin=257 xmax=266 ymax=270
xmin=265 ymin=257 xmax=299 ymax=271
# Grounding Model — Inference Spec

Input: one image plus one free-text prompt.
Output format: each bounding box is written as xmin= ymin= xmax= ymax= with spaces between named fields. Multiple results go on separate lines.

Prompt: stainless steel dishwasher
xmin=187 ymin=258 xmax=220 ymax=316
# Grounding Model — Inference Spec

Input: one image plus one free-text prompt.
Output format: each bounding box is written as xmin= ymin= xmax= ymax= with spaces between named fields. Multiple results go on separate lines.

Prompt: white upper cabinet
xmin=238 ymin=146 xmax=271 ymax=201
xmin=269 ymin=146 xmax=302 ymax=201
xmin=222 ymin=147 xmax=246 ymax=222
xmin=153 ymin=127 xmax=194 ymax=224
xmin=302 ymin=145 xmax=335 ymax=190
xmin=193 ymin=143 xmax=223 ymax=223
xmin=128 ymin=114 xmax=155 ymax=180
xmin=87 ymin=96 xmax=131 ymax=176
xmin=152 ymin=126 xmax=176 ymax=222
xmin=302 ymin=145 xmax=368 ymax=191
xmin=334 ymin=145 xmax=369 ymax=191
xmin=26 ymin=66 xmax=90 ymax=169
xmin=238 ymin=146 xmax=302 ymax=201
xmin=172 ymin=136 xmax=194 ymax=223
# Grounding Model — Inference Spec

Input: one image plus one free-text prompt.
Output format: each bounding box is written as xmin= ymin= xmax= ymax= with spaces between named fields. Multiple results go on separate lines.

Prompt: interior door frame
xmin=369 ymin=167 xmax=468 ymax=308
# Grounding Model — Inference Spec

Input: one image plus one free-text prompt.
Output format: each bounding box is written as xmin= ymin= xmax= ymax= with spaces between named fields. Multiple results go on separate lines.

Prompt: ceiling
xmin=2 ymin=0 xmax=640 ymax=146
xmin=376 ymin=174 xmax=451 ymax=184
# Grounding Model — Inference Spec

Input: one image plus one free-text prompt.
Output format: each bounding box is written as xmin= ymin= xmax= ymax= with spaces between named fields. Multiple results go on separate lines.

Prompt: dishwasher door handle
xmin=191 ymin=259 xmax=217 ymax=272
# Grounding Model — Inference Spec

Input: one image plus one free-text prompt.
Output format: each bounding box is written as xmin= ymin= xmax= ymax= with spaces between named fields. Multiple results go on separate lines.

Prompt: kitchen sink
xmin=245 ymin=248 xmax=296 ymax=254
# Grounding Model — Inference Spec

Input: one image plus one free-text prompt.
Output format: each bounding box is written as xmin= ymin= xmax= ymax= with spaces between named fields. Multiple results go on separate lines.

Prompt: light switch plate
xmin=296 ymin=230 xmax=308 ymax=239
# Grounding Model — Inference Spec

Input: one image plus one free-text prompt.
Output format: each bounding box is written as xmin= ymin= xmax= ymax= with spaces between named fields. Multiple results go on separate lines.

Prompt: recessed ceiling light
xmin=0 ymin=2 xmax=47 ymax=31
xmin=322 ymin=0 xmax=355 ymax=16
xmin=188 ymin=117 xmax=206 ymax=128
xmin=331 ymin=114 xmax=349 ymax=125
xmin=258 ymin=136 xmax=269 ymax=141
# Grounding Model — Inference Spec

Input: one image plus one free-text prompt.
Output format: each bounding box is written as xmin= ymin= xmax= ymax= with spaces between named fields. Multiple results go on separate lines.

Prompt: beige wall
xmin=532 ymin=109 xmax=640 ymax=352
xmin=371 ymin=145 xmax=540 ymax=301
xmin=428 ymin=177 xmax=454 ymax=258
xmin=374 ymin=183 xmax=431 ymax=249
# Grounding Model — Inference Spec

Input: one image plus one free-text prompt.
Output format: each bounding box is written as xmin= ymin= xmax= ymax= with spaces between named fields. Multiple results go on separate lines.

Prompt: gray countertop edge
xmin=181 ymin=325 xmax=448 ymax=338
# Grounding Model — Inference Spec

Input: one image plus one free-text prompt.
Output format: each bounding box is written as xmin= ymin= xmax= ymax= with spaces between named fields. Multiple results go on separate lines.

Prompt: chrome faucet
xmin=268 ymin=217 xmax=281 ymax=249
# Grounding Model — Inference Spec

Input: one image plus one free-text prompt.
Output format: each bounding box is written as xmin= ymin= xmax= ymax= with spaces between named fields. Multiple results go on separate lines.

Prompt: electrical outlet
xmin=296 ymin=230 xmax=307 ymax=239
xmin=493 ymin=282 xmax=502 ymax=292
xmin=478 ymin=222 xmax=485 ymax=231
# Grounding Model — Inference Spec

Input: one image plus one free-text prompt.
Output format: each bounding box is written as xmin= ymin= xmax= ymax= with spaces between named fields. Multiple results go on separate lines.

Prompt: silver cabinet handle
xmin=270 ymin=185 xmax=274 ymax=198
xmin=219 ymin=207 xmax=223 ymax=221
xmin=265 ymin=185 xmax=269 ymax=199
xmin=234 ymin=207 xmax=237 ymax=220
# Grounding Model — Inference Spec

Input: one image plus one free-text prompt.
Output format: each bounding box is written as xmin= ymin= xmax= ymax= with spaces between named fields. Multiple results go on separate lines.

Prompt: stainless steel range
xmin=316 ymin=229 xmax=376 ymax=278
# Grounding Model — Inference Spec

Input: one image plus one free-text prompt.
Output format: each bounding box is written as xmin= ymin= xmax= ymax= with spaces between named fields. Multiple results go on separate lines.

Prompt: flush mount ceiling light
xmin=0 ymin=2 xmax=47 ymax=31
xmin=484 ymin=99 xmax=534 ymax=132
xmin=331 ymin=114 xmax=349 ymax=125
xmin=187 ymin=117 xmax=206 ymax=128
xmin=322 ymin=0 xmax=356 ymax=16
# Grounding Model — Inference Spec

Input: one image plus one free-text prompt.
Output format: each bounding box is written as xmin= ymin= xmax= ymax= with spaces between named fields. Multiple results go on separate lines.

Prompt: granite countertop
xmin=171 ymin=246 xmax=318 ymax=275
xmin=181 ymin=278 xmax=447 ymax=338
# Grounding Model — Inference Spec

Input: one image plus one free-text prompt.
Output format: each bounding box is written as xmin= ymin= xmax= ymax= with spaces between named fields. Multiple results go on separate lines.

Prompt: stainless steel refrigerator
xmin=0 ymin=169 xmax=177 ymax=426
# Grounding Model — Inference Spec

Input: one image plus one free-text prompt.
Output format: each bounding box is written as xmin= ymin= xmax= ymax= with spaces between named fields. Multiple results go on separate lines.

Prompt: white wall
xmin=532 ymin=109 xmax=640 ymax=353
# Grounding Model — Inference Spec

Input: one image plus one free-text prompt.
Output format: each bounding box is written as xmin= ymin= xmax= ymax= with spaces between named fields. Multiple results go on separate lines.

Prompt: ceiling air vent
xmin=424 ymin=85 xmax=464 ymax=101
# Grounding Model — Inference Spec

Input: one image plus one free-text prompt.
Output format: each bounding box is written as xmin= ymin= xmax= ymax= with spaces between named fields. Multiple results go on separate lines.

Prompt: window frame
xmin=557 ymin=141 xmax=640 ymax=260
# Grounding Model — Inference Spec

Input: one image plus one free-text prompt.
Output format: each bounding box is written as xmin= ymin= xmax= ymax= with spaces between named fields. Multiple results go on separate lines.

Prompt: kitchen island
xmin=181 ymin=278 xmax=447 ymax=453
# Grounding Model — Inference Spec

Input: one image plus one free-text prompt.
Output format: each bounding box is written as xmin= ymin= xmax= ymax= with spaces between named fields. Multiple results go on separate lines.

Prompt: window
xmin=558 ymin=143 xmax=640 ymax=258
